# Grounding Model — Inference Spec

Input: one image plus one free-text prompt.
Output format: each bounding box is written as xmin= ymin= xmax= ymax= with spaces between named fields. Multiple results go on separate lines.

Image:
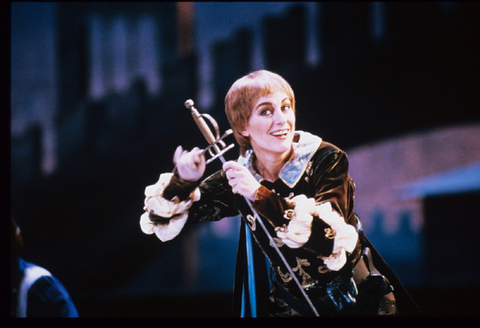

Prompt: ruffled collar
xmin=237 ymin=130 xmax=322 ymax=188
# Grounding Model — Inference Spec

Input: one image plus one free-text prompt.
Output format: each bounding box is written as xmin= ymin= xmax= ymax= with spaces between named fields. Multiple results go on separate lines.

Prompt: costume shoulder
xmin=314 ymin=139 xmax=345 ymax=159
xmin=309 ymin=139 xmax=349 ymax=177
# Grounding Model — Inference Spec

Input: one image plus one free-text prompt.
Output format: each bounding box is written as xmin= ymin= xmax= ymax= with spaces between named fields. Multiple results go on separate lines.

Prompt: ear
xmin=240 ymin=130 xmax=249 ymax=137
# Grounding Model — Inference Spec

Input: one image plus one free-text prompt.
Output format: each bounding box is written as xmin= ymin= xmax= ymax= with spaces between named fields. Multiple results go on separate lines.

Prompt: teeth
xmin=271 ymin=129 xmax=288 ymax=136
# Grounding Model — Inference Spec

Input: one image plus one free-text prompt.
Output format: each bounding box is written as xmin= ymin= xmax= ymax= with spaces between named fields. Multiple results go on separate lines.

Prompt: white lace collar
xmin=237 ymin=130 xmax=322 ymax=188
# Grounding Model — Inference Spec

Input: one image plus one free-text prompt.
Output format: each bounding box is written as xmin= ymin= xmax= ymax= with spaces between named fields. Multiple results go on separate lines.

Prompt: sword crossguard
xmin=184 ymin=99 xmax=234 ymax=164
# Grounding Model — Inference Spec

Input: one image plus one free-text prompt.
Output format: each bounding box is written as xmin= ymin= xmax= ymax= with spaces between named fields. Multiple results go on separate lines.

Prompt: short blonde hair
xmin=225 ymin=70 xmax=296 ymax=156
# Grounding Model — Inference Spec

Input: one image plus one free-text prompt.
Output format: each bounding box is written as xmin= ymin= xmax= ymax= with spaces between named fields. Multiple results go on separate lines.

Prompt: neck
xmin=253 ymin=148 xmax=293 ymax=182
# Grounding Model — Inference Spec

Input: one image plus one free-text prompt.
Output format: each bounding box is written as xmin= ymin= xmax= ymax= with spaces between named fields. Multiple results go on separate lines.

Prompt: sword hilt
xmin=184 ymin=99 xmax=234 ymax=164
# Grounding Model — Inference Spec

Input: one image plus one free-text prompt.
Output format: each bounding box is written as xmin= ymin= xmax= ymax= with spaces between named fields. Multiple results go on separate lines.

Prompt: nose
xmin=273 ymin=106 xmax=287 ymax=124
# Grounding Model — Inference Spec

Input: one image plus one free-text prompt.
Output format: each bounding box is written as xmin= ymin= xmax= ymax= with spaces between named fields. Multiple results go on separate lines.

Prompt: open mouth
xmin=270 ymin=129 xmax=289 ymax=137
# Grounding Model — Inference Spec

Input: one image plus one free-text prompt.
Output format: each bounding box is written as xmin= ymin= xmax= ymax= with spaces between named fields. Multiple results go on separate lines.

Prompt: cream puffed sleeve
xmin=140 ymin=172 xmax=201 ymax=241
xmin=276 ymin=195 xmax=358 ymax=271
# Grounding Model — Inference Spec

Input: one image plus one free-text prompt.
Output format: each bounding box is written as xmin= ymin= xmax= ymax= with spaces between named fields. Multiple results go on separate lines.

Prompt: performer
xmin=140 ymin=70 xmax=420 ymax=316
xmin=11 ymin=218 xmax=79 ymax=317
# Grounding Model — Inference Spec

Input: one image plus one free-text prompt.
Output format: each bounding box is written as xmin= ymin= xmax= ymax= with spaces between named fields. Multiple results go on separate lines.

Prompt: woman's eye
xmin=282 ymin=105 xmax=291 ymax=111
xmin=260 ymin=109 xmax=272 ymax=116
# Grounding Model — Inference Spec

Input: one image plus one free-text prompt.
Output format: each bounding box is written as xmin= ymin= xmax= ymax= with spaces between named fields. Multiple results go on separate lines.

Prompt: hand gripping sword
xmin=184 ymin=99 xmax=320 ymax=317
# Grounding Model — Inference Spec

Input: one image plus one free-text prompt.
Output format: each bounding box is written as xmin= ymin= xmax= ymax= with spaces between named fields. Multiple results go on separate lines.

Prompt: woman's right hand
xmin=173 ymin=146 xmax=206 ymax=182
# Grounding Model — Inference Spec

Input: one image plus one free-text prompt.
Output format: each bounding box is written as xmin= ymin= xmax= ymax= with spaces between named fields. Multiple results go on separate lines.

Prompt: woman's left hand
xmin=223 ymin=161 xmax=261 ymax=201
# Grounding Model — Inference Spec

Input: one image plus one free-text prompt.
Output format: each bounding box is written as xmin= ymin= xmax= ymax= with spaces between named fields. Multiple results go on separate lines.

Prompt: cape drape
xmin=232 ymin=216 xmax=422 ymax=317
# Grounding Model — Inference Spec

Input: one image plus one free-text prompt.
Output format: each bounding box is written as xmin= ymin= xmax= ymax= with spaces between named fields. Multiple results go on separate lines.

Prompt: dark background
xmin=10 ymin=2 xmax=480 ymax=317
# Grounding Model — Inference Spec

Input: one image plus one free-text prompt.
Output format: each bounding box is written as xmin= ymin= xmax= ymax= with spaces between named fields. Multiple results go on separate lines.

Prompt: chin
xmin=273 ymin=142 xmax=293 ymax=154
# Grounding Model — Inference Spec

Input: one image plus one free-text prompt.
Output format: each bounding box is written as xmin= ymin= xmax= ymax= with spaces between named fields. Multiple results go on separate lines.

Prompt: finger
xmin=191 ymin=147 xmax=204 ymax=165
xmin=173 ymin=145 xmax=184 ymax=165
xmin=225 ymin=167 xmax=238 ymax=180
xmin=222 ymin=162 xmax=230 ymax=172
xmin=223 ymin=160 xmax=238 ymax=172
xmin=230 ymin=181 xmax=237 ymax=193
xmin=191 ymin=147 xmax=199 ymax=156
xmin=229 ymin=161 xmax=247 ymax=173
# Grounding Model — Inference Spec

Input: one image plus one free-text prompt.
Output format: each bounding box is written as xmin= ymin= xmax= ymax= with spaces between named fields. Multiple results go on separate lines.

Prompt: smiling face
xmin=240 ymin=91 xmax=296 ymax=161
xmin=225 ymin=70 xmax=296 ymax=157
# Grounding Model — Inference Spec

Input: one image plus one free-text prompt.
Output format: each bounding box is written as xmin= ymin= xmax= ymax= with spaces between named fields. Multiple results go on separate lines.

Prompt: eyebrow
xmin=255 ymin=97 xmax=290 ymax=110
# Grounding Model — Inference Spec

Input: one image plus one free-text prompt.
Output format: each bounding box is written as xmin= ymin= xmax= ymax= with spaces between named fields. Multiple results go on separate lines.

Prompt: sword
xmin=184 ymin=99 xmax=320 ymax=317
xmin=184 ymin=99 xmax=234 ymax=165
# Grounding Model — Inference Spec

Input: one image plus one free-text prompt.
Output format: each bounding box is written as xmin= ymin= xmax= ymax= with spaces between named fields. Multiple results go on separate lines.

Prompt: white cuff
xmin=140 ymin=172 xmax=200 ymax=241
xmin=277 ymin=195 xmax=358 ymax=271
xmin=315 ymin=202 xmax=358 ymax=271
xmin=276 ymin=195 xmax=315 ymax=248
